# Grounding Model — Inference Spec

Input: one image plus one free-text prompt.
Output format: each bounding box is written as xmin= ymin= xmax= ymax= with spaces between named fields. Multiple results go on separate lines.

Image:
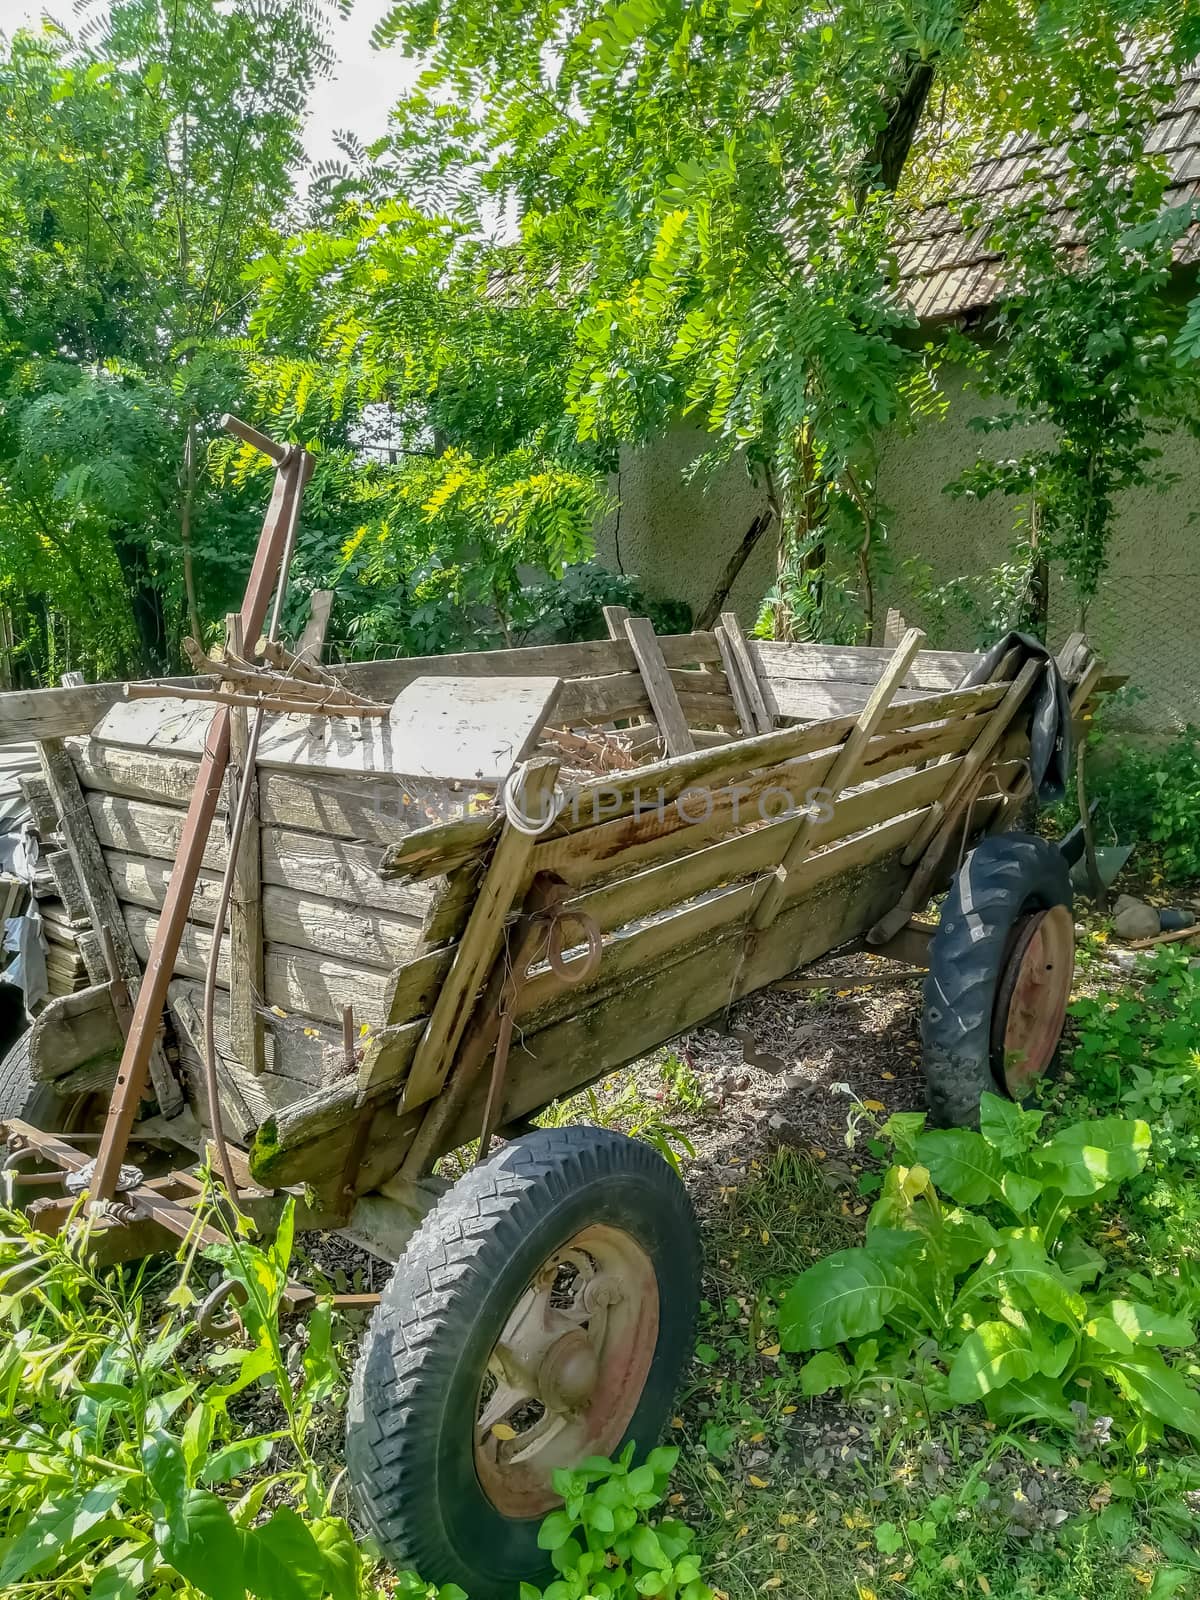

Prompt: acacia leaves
xmin=777 ymin=1094 xmax=1199 ymax=1441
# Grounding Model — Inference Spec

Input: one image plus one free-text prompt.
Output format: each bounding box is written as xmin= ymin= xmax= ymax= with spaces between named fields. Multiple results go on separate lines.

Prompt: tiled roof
xmin=897 ymin=66 xmax=1200 ymax=319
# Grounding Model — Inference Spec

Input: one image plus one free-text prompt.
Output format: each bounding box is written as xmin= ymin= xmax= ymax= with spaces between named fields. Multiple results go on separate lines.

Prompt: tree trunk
xmin=111 ymin=533 xmax=171 ymax=676
xmin=1017 ymin=498 xmax=1051 ymax=641
xmin=179 ymin=414 xmax=203 ymax=649
xmin=696 ymin=510 xmax=774 ymax=629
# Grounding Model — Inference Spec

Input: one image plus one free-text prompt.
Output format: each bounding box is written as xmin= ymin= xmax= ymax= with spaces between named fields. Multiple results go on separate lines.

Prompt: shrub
xmin=778 ymin=1095 xmax=1200 ymax=1447
xmin=1086 ymin=727 xmax=1200 ymax=883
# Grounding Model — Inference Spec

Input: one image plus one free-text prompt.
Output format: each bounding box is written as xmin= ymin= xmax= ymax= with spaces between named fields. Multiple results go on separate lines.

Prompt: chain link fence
xmin=1051 ymin=569 xmax=1200 ymax=737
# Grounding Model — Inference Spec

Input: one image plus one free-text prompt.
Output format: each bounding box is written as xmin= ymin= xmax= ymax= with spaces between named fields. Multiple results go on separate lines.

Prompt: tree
xmin=0 ymin=1 xmax=335 ymax=679
xmin=257 ymin=0 xmax=1194 ymax=647
xmin=945 ymin=69 xmax=1200 ymax=636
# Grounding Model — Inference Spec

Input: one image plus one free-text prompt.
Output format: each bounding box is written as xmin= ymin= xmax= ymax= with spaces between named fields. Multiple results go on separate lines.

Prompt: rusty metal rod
xmin=90 ymin=426 xmax=312 ymax=1202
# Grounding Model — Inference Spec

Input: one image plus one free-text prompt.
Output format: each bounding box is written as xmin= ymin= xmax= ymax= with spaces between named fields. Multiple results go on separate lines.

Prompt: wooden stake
xmin=38 ymin=738 xmax=184 ymax=1116
xmin=751 ymin=628 xmax=925 ymax=931
xmin=401 ymin=758 xmax=561 ymax=1111
xmin=623 ymin=616 xmax=695 ymax=756
xmin=719 ymin=612 xmax=772 ymax=734
xmin=297 ymin=589 xmax=334 ymax=663
xmin=225 ymin=614 xmax=266 ymax=1076
xmin=714 ymin=624 xmax=756 ymax=738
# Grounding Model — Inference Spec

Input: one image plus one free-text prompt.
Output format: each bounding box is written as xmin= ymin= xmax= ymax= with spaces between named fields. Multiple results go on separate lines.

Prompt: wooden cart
xmin=0 ymin=434 xmax=1109 ymax=1596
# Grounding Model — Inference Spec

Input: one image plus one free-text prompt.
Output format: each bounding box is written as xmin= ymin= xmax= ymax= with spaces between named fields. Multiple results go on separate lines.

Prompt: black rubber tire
xmin=0 ymin=1031 xmax=58 ymax=1126
xmin=346 ymin=1126 xmax=701 ymax=1599
xmin=921 ymin=832 xmax=1072 ymax=1128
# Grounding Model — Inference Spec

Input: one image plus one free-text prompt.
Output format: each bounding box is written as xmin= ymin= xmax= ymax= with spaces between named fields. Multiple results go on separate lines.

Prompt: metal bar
xmin=89 ymin=441 xmax=313 ymax=1201
xmin=220 ymin=412 xmax=291 ymax=465
xmin=226 ymin=614 xmax=267 ymax=1076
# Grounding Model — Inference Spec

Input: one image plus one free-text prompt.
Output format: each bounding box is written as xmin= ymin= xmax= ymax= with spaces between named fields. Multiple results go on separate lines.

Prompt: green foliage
xmin=0 ymin=1195 xmax=378 ymax=1599
xmin=776 ymin=1093 xmax=1200 ymax=1445
xmin=0 ymin=1 xmax=336 ymax=678
xmin=1069 ymin=947 xmax=1200 ymax=1257
xmin=944 ymin=80 xmax=1200 ymax=630
xmin=524 ymin=1445 xmax=712 ymax=1600
xmin=1078 ymin=727 xmax=1200 ymax=883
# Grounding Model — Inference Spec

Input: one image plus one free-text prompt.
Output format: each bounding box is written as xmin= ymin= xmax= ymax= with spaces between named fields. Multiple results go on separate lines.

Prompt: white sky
xmin=2 ymin=0 xmax=418 ymax=165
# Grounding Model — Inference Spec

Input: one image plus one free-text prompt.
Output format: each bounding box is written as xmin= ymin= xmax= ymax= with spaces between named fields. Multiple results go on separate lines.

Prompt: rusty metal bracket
xmin=477 ymin=900 xmax=602 ymax=1161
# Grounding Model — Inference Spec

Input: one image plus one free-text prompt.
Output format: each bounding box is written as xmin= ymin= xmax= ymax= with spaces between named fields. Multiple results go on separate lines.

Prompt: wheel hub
xmin=474 ymin=1224 xmax=658 ymax=1518
xmin=992 ymin=903 xmax=1075 ymax=1098
xmin=538 ymin=1328 xmax=601 ymax=1411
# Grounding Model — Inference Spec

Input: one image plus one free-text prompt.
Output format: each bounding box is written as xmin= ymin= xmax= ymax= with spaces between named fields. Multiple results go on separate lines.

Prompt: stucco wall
xmin=595 ymin=367 xmax=1200 ymax=736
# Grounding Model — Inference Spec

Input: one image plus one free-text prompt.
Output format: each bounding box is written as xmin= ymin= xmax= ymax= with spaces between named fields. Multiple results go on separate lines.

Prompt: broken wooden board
xmin=387 ymin=675 xmax=562 ymax=784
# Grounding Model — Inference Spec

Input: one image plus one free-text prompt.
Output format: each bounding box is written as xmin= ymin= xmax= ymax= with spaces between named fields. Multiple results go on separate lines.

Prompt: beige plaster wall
xmin=596 ymin=368 xmax=1200 ymax=735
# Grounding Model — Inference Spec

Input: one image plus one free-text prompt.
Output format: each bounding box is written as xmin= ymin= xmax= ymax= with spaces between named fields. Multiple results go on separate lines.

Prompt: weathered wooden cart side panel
xmin=250 ymin=833 xmax=940 ymax=1193
xmin=253 ymin=703 xmax=1037 ymax=1198
xmin=17 ymin=624 xmax=1090 ymax=1227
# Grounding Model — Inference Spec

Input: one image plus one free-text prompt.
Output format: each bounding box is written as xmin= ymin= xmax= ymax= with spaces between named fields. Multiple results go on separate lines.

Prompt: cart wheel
xmin=921 ymin=833 xmax=1074 ymax=1127
xmin=346 ymin=1125 xmax=701 ymax=1598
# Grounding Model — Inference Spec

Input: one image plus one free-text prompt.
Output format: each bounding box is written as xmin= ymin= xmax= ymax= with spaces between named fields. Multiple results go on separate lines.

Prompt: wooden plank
xmin=330 ymin=631 xmax=723 ymax=700
xmin=518 ymin=811 xmax=927 ymax=1029
xmin=38 ymin=738 xmax=184 ymax=1117
xmin=20 ymin=772 xmax=59 ymax=834
xmin=43 ymin=849 xmax=88 ymax=924
xmin=105 ymin=851 xmax=422 ymax=968
xmin=28 ymin=983 xmax=123 ymax=1083
xmin=76 ymin=927 xmax=109 ymax=986
xmin=401 ymin=758 xmax=560 ymax=1111
xmin=387 ymin=675 xmax=561 ymax=783
xmin=600 ymin=604 xmax=652 ymax=738
xmin=72 ymin=737 xmax=448 ymax=849
xmin=385 ymin=945 xmax=456 ymax=1026
xmin=761 ymin=679 xmax=932 ymax=723
xmin=123 ymin=904 xmax=391 ymax=1028
xmin=866 ymin=661 xmax=1045 ymax=946
xmin=675 ymin=690 xmax=740 ymax=730
xmin=556 ymin=673 xmax=651 ymax=725
xmin=623 ymin=616 xmax=694 ymax=756
xmin=259 ymin=842 xmax=917 ymax=1194
xmin=752 ymin=629 xmax=926 ymax=930
xmin=23 ymin=631 xmax=722 ymax=751
xmin=0 ymin=677 xmax=206 ymax=742
xmin=602 ymin=605 xmax=632 ymax=638
xmin=226 ymin=614 xmax=266 ymax=1076
xmin=568 ymin=758 xmax=977 ymax=938
xmin=751 ymin=640 xmax=978 ymax=690
xmin=666 ymin=667 xmax=732 ymax=698
xmin=719 ymin=612 xmax=772 ymax=734
xmin=713 ymin=624 xmax=756 ymax=737
xmin=87 ymin=792 xmax=434 ymax=919
xmin=528 ymin=705 xmax=979 ymax=892
xmin=379 ymin=690 xmax=997 ymax=885
xmin=167 ymin=980 xmax=325 ymax=1089
xmin=296 ymin=589 xmax=334 ymax=662
xmin=900 ymin=658 xmax=1044 ymax=867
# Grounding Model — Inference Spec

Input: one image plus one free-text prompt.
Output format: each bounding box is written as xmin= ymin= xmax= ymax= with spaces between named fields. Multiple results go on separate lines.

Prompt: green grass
xmin=662 ymin=1129 xmax=1200 ymax=1600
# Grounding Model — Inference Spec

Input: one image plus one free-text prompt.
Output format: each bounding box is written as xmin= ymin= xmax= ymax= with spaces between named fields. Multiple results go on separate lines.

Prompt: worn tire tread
xmin=347 ymin=1125 xmax=700 ymax=1595
xmin=921 ymin=833 xmax=1072 ymax=1127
